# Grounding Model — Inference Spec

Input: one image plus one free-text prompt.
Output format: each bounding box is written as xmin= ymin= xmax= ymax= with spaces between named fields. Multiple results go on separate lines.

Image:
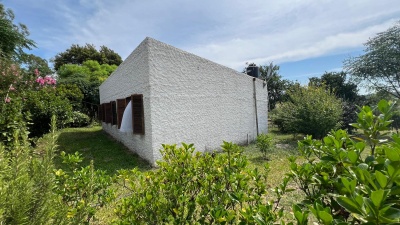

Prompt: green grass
xmin=55 ymin=126 xmax=151 ymax=175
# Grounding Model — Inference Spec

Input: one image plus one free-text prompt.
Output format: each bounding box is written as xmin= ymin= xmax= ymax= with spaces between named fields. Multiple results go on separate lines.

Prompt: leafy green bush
xmin=287 ymin=100 xmax=400 ymax=224
xmin=54 ymin=151 xmax=114 ymax=223
xmin=24 ymin=88 xmax=73 ymax=138
xmin=271 ymin=85 xmax=343 ymax=139
xmin=115 ymin=142 xmax=291 ymax=224
xmin=68 ymin=111 xmax=91 ymax=127
xmin=256 ymin=133 xmax=274 ymax=159
xmin=1 ymin=60 xmax=74 ymax=140
xmin=0 ymin=116 xmax=113 ymax=224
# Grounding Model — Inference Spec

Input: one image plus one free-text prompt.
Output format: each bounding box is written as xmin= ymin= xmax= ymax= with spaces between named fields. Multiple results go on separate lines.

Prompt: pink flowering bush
xmin=36 ymin=76 xmax=56 ymax=86
xmin=1 ymin=59 xmax=72 ymax=143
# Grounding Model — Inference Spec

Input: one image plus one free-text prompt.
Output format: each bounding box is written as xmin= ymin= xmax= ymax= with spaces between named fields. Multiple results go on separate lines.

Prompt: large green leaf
xmin=370 ymin=189 xmax=385 ymax=208
xmin=347 ymin=150 xmax=358 ymax=164
xmin=380 ymin=206 xmax=400 ymax=221
xmin=319 ymin=211 xmax=333 ymax=225
xmin=337 ymin=196 xmax=363 ymax=215
xmin=386 ymin=148 xmax=400 ymax=162
xmin=375 ymin=171 xmax=388 ymax=188
xmin=341 ymin=177 xmax=356 ymax=193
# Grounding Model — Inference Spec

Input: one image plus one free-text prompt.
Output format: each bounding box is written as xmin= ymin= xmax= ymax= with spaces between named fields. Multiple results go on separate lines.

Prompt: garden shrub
xmin=256 ymin=133 xmax=274 ymax=160
xmin=68 ymin=111 xmax=91 ymax=127
xmin=115 ymin=142 xmax=291 ymax=224
xmin=0 ymin=116 xmax=114 ymax=224
xmin=24 ymin=88 xmax=73 ymax=138
xmin=1 ymin=60 xmax=74 ymax=140
xmin=287 ymin=100 xmax=400 ymax=224
xmin=271 ymin=85 xmax=342 ymax=139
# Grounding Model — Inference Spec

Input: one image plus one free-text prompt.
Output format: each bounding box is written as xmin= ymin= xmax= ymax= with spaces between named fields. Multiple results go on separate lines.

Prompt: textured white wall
xmin=146 ymin=38 xmax=268 ymax=162
xmin=99 ymin=37 xmax=268 ymax=166
xmin=99 ymin=39 xmax=155 ymax=164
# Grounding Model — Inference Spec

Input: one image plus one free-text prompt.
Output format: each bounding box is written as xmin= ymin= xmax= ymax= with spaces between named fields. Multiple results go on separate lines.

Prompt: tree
xmin=52 ymin=44 xmax=122 ymax=71
xmin=259 ymin=63 xmax=291 ymax=111
xmin=345 ymin=20 xmax=400 ymax=98
xmin=21 ymin=54 xmax=53 ymax=75
xmin=57 ymin=60 xmax=117 ymax=118
xmin=271 ymin=85 xmax=342 ymax=139
xmin=0 ymin=3 xmax=36 ymax=60
xmin=309 ymin=71 xmax=358 ymax=102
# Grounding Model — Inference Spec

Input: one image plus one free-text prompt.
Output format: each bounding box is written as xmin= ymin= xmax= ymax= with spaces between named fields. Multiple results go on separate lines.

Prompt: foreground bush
xmin=0 ymin=116 xmax=113 ymax=224
xmin=115 ymin=142 xmax=291 ymax=224
xmin=115 ymin=100 xmax=399 ymax=224
xmin=271 ymin=85 xmax=342 ymax=139
xmin=288 ymin=100 xmax=400 ymax=224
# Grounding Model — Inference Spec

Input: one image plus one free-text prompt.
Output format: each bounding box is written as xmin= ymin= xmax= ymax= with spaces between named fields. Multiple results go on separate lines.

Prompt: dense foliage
xmin=0 ymin=116 xmax=113 ymax=224
xmin=56 ymin=59 xmax=117 ymax=119
xmin=115 ymin=142 xmax=289 ymax=224
xmin=309 ymin=71 xmax=358 ymax=102
xmin=271 ymin=85 xmax=343 ymax=138
xmin=345 ymin=20 xmax=400 ymax=98
xmin=0 ymin=59 xmax=74 ymax=140
xmin=113 ymin=100 xmax=399 ymax=224
xmin=309 ymin=71 xmax=361 ymax=133
xmin=52 ymin=44 xmax=122 ymax=71
xmin=0 ymin=4 xmax=35 ymax=60
xmin=287 ymin=100 xmax=400 ymax=224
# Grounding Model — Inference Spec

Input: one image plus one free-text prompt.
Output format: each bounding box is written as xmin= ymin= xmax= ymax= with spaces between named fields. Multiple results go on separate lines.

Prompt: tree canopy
xmin=52 ymin=44 xmax=122 ymax=71
xmin=258 ymin=63 xmax=292 ymax=111
xmin=345 ymin=21 xmax=400 ymax=98
xmin=0 ymin=3 xmax=36 ymax=60
xmin=21 ymin=54 xmax=53 ymax=75
xmin=309 ymin=71 xmax=358 ymax=102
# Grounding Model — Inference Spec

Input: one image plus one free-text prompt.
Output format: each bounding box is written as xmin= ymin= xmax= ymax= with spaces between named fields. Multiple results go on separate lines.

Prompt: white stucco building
xmin=99 ymin=37 xmax=268 ymax=165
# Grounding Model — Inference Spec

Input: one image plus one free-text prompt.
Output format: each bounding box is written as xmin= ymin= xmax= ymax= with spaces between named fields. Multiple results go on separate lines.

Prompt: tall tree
xmin=344 ymin=20 xmax=400 ymax=98
xmin=22 ymin=54 xmax=53 ymax=75
xmin=0 ymin=3 xmax=36 ymax=60
xmin=57 ymin=60 xmax=117 ymax=118
xmin=309 ymin=71 xmax=358 ymax=102
xmin=259 ymin=62 xmax=291 ymax=111
xmin=52 ymin=44 xmax=122 ymax=71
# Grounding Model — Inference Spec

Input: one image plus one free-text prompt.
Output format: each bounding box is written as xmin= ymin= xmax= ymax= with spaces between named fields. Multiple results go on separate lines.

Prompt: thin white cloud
xmin=5 ymin=0 xmax=400 ymax=71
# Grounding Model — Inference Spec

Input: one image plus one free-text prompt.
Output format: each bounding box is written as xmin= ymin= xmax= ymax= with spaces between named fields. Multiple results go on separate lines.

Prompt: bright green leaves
xmin=289 ymin=99 xmax=400 ymax=224
xmin=351 ymin=99 xmax=395 ymax=155
xmin=256 ymin=133 xmax=274 ymax=160
xmin=115 ymin=142 xmax=282 ymax=224
xmin=385 ymin=147 xmax=400 ymax=161
xmin=375 ymin=171 xmax=388 ymax=188
xmin=293 ymin=204 xmax=308 ymax=225
xmin=309 ymin=202 xmax=334 ymax=225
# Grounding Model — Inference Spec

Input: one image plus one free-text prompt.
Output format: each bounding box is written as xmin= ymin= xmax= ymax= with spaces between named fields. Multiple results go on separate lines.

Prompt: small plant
xmin=351 ymin=99 xmax=395 ymax=155
xmin=257 ymin=133 xmax=275 ymax=159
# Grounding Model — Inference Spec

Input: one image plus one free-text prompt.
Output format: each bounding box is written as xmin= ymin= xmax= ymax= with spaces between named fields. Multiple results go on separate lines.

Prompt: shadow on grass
xmin=55 ymin=126 xmax=152 ymax=175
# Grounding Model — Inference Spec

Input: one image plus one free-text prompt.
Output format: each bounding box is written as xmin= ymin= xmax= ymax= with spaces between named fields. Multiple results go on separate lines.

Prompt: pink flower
xmin=5 ymin=97 xmax=11 ymax=103
xmin=36 ymin=77 xmax=45 ymax=85
xmin=34 ymin=68 xmax=40 ymax=76
xmin=9 ymin=85 xmax=15 ymax=91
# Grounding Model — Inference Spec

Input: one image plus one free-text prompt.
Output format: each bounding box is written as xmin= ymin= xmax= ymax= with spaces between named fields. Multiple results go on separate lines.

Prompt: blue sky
xmin=3 ymin=0 xmax=400 ymax=83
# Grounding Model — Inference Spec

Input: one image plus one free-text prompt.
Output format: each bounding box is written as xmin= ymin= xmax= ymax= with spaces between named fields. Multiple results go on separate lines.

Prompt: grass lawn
xmin=55 ymin=125 xmax=304 ymax=224
xmin=55 ymin=125 xmax=151 ymax=174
